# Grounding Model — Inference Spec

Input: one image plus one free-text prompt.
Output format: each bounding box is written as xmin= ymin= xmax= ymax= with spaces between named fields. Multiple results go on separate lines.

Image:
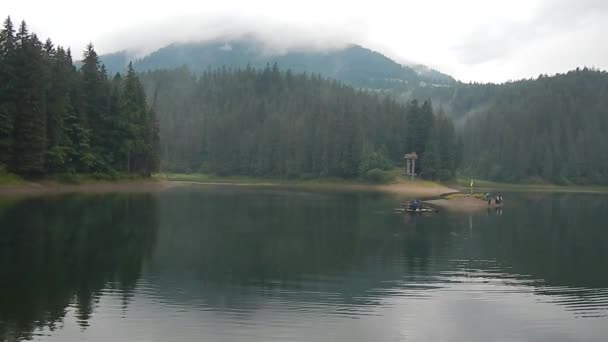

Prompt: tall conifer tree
xmin=13 ymin=22 xmax=47 ymax=174
xmin=0 ymin=17 xmax=16 ymax=167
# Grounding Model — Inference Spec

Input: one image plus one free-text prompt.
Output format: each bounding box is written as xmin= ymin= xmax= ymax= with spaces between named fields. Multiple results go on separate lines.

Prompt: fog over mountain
xmin=3 ymin=0 xmax=608 ymax=82
xmin=97 ymin=40 xmax=455 ymax=90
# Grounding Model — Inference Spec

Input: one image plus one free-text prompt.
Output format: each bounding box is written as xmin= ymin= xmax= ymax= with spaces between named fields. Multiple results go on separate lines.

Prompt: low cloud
xmin=95 ymin=14 xmax=362 ymax=58
xmin=3 ymin=0 xmax=608 ymax=82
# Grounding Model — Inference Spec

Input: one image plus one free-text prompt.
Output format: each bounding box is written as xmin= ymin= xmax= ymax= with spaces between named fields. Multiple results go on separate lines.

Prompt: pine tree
xmin=121 ymin=62 xmax=152 ymax=174
xmin=0 ymin=17 xmax=16 ymax=167
xmin=63 ymin=102 xmax=94 ymax=172
xmin=80 ymin=43 xmax=107 ymax=168
xmin=0 ymin=106 xmax=13 ymax=167
xmin=13 ymin=22 xmax=47 ymax=175
xmin=421 ymin=139 xmax=441 ymax=180
xmin=44 ymin=46 xmax=76 ymax=172
xmin=146 ymin=108 xmax=161 ymax=175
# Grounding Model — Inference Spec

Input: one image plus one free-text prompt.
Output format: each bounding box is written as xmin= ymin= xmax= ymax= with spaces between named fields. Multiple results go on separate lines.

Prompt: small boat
xmin=406 ymin=207 xmax=438 ymax=213
xmin=395 ymin=200 xmax=439 ymax=214
xmin=393 ymin=207 xmax=438 ymax=213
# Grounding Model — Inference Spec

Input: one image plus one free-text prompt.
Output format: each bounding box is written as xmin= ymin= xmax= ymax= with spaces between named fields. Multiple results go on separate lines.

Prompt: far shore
xmin=0 ymin=179 xmax=177 ymax=197
xmin=158 ymin=173 xmax=457 ymax=198
xmin=0 ymin=173 xmax=457 ymax=198
xmin=452 ymin=178 xmax=608 ymax=194
xmin=3 ymin=173 xmax=608 ymax=202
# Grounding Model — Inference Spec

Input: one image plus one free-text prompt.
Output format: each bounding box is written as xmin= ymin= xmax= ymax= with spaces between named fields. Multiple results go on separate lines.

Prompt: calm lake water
xmin=1 ymin=186 xmax=608 ymax=341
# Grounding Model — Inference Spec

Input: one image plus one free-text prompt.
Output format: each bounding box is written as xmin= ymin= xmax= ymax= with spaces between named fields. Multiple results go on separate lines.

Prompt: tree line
xmin=461 ymin=68 xmax=608 ymax=184
xmin=139 ymin=65 xmax=460 ymax=180
xmin=0 ymin=17 xmax=159 ymax=177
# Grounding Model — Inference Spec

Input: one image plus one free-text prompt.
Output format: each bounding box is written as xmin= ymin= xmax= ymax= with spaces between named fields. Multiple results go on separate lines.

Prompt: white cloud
xmin=2 ymin=0 xmax=607 ymax=82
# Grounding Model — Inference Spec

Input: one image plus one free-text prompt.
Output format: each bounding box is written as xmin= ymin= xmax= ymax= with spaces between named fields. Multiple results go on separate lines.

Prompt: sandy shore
xmin=426 ymin=196 xmax=502 ymax=212
xmin=172 ymin=179 xmax=457 ymax=198
xmin=366 ymin=182 xmax=456 ymax=197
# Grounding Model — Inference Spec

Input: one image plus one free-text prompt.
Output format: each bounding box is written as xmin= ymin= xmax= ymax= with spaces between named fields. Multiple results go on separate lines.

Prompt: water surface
xmin=1 ymin=186 xmax=607 ymax=341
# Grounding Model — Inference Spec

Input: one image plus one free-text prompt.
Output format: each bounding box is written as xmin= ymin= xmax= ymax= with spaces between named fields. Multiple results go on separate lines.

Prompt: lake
xmin=1 ymin=186 xmax=608 ymax=341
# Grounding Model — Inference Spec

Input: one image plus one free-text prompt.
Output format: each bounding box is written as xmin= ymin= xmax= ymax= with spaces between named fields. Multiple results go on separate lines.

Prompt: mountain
xmin=98 ymin=41 xmax=483 ymax=121
xmin=99 ymin=41 xmax=455 ymax=90
xmin=98 ymin=40 xmax=608 ymax=185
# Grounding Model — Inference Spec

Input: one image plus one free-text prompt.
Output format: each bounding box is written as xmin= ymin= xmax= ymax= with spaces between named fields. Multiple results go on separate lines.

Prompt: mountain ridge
xmin=98 ymin=40 xmax=456 ymax=90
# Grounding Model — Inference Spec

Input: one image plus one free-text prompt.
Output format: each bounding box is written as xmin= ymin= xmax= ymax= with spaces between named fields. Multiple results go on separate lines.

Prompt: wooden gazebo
xmin=404 ymin=152 xmax=418 ymax=178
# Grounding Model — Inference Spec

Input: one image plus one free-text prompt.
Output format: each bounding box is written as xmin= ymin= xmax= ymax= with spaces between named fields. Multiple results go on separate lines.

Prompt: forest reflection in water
xmin=1 ymin=187 xmax=607 ymax=341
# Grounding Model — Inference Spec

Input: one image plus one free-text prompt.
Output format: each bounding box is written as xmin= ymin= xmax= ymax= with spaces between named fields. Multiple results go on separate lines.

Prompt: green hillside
xmin=100 ymin=41 xmax=455 ymax=90
xmin=461 ymin=68 xmax=608 ymax=184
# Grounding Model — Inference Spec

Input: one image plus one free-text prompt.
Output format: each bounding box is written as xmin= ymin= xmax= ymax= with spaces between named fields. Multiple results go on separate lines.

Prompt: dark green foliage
xmin=421 ymin=110 xmax=459 ymax=180
xmin=0 ymin=105 xmax=13 ymax=165
xmin=405 ymin=99 xmax=435 ymax=172
xmin=121 ymin=63 xmax=158 ymax=175
xmin=13 ymin=22 xmax=47 ymax=175
xmin=461 ymin=69 xmax=608 ymax=184
xmin=0 ymin=17 xmax=16 ymax=166
xmin=363 ymin=168 xmax=393 ymax=183
xmin=0 ymin=17 xmax=158 ymax=177
xmin=140 ymin=66 xmax=460 ymax=179
xmin=359 ymin=150 xmax=391 ymax=175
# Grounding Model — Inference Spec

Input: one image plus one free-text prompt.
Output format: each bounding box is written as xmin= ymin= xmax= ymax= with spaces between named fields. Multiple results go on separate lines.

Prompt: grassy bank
xmin=0 ymin=169 xmax=24 ymax=186
xmin=0 ymin=169 xmax=169 ymax=197
xmin=43 ymin=172 xmax=150 ymax=185
xmin=453 ymin=178 xmax=608 ymax=193
xmin=0 ymin=171 xmax=150 ymax=187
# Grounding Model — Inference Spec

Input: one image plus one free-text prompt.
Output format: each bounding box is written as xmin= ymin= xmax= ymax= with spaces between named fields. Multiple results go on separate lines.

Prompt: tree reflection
xmin=0 ymin=194 xmax=159 ymax=341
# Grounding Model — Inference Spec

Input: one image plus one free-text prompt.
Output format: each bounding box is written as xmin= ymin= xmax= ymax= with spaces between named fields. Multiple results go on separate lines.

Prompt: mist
xmin=95 ymin=14 xmax=361 ymax=58
xmin=3 ymin=0 xmax=608 ymax=82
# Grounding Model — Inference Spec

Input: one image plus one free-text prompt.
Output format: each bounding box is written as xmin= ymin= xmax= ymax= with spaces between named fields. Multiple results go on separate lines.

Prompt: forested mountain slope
xmin=461 ymin=68 xmax=608 ymax=184
xmin=100 ymin=41 xmax=455 ymax=90
xmin=7 ymin=17 xmax=605 ymax=185
xmin=96 ymin=40 xmax=519 ymax=123
xmin=140 ymin=66 xmax=460 ymax=179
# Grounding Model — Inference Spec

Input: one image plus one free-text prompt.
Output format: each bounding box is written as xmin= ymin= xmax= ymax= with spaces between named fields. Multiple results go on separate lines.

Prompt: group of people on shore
xmin=485 ymin=193 xmax=503 ymax=205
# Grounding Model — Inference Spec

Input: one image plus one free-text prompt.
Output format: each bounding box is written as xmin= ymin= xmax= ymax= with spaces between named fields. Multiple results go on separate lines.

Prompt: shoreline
xmin=171 ymin=180 xmax=456 ymax=197
xmin=4 ymin=173 xmax=608 ymax=200
xmin=452 ymin=179 xmax=608 ymax=194
xmin=0 ymin=180 xmax=177 ymax=197
xmin=425 ymin=196 xmax=501 ymax=212
xmin=161 ymin=173 xmax=457 ymax=198
xmin=0 ymin=174 xmax=456 ymax=198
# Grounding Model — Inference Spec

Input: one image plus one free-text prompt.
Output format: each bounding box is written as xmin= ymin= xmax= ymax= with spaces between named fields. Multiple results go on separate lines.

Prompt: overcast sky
xmin=2 ymin=0 xmax=607 ymax=82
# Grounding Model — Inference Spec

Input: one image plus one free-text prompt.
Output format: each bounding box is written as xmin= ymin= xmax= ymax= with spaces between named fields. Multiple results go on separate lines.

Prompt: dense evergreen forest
xmin=461 ymin=69 xmax=608 ymax=184
xmin=139 ymin=66 xmax=460 ymax=180
xmin=6 ymin=17 xmax=607 ymax=185
xmin=0 ymin=17 xmax=159 ymax=177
